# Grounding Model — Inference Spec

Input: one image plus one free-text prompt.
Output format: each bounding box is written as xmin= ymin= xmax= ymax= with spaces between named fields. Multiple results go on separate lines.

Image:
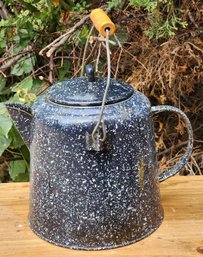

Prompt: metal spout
xmin=6 ymin=103 xmax=33 ymax=149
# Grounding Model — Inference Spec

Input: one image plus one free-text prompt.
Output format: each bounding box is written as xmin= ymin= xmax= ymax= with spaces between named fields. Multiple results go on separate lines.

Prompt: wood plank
xmin=0 ymin=177 xmax=203 ymax=257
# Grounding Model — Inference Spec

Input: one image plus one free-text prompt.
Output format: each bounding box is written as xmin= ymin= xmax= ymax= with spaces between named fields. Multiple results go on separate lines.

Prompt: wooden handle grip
xmin=90 ymin=8 xmax=116 ymax=37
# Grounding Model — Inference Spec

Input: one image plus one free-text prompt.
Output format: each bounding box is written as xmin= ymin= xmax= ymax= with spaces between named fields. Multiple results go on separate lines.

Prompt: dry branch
xmin=39 ymin=4 xmax=108 ymax=58
xmin=80 ymin=25 xmax=94 ymax=76
xmin=95 ymin=42 xmax=102 ymax=72
xmin=0 ymin=0 xmax=9 ymax=19
xmin=89 ymin=36 xmax=117 ymax=45
xmin=39 ymin=14 xmax=90 ymax=57
xmin=49 ymin=54 xmax=54 ymax=83
xmin=0 ymin=49 xmax=34 ymax=72
xmin=0 ymin=53 xmax=24 ymax=72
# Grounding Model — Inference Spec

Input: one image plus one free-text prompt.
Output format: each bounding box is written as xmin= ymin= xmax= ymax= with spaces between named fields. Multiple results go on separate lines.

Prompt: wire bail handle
xmin=88 ymin=9 xmax=116 ymax=150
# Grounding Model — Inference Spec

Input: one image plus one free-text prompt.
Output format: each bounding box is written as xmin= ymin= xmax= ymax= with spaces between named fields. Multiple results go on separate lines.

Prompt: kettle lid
xmin=47 ymin=77 xmax=134 ymax=106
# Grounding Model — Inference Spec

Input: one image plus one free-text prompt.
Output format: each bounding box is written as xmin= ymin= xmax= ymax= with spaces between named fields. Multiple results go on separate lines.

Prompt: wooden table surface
xmin=0 ymin=176 xmax=203 ymax=257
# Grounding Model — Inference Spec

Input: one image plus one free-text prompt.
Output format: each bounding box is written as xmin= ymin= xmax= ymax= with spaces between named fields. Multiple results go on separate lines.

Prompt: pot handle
xmin=151 ymin=105 xmax=193 ymax=182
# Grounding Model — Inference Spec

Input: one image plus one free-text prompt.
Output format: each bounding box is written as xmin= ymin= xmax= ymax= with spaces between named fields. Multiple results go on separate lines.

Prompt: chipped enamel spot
xmin=138 ymin=158 xmax=145 ymax=189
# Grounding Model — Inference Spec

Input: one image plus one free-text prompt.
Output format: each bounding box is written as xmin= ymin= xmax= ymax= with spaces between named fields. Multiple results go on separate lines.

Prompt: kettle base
xmin=28 ymin=215 xmax=164 ymax=250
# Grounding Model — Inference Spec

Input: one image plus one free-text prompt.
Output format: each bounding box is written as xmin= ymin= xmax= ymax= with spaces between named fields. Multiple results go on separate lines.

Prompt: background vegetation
xmin=0 ymin=0 xmax=202 ymax=182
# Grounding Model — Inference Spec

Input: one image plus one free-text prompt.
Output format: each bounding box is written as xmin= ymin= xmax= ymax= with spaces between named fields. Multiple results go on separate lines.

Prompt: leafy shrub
xmin=108 ymin=0 xmax=187 ymax=39
xmin=0 ymin=0 xmax=193 ymax=182
xmin=0 ymin=0 xmax=91 ymax=182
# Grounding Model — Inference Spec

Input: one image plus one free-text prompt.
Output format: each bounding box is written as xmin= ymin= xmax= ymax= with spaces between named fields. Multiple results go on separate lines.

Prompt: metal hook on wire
xmin=91 ymin=28 xmax=111 ymax=143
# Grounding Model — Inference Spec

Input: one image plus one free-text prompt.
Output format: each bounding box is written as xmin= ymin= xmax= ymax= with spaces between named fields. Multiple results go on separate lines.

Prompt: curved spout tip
xmin=6 ymin=103 xmax=33 ymax=149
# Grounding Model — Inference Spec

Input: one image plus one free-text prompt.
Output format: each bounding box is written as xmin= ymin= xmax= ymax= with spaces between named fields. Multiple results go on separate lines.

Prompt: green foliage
xmin=0 ymin=101 xmax=30 ymax=182
xmin=141 ymin=0 xmax=188 ymax=39
xmin=145 ymin=12 xmax=187 ymax=39
xmin=11 ymin=57 xmax=36 ymax=76
xmin=0 ymin=74 xmax=41 ymax=183
xmin=72 ymin=0 xmax=91 ymax=12
xmin=74 ymin=25 xmax=90 ymax=46
xmin=107 ymin=0 xmax=187 ymax=39
xmin=0 ymin=0 xmax=93 ymax=182
xmin=0 ymin=0 xmax=188 ymax=182
xmin=57 ymin=60 xmax=72 ymax=81
xmin=130 ymin=0 xmax=157 ymax=11
xmin=9 ymin=159 xmax=29 ymax=182
xmin=0 ymin=29 xmax=7 ymax=50
xmin=107 ymin=0 xmax=125 ymax=10
xmin=0 ymin=104 xmax=12 ymax=156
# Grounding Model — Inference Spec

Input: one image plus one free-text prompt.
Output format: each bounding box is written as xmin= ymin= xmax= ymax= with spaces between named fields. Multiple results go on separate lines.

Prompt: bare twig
xmin=27 ymin=46 xmax=35 ymax=73
xmin=114 ymin=34 xmax=123 ymax=49
xmin=71 ymin=42 xmax=98 ymax=79
xmin=39 ymin=14 xmax=90 ymax=57
xmin=49 ymin=54 xmax=54 ymax=84
xmin=124 ymin=49 xmax=147 ymax=71
xmin=185 ymin=41 xmax=203 ymax=54
xmin=188 ymin=10 xmax=198 ymax=28
xmin=0 ymin=50 xmax=31 ymax=63
xmin=114 ymin=48 xmax=123 ymax=79
xmin=0 ymin=156 xmax=22 ymax=164
xmin=95 ymin=42 xmax=102 ymax=73
xmin=0 ymin=0 xmax=9 ymax=19
xmin=90 ymin=36 xmax=117 ymax=46
xmin=39 ymin=4 xmax=109 ymax=58
xmin=36 ymin=81 xmax=51 ymax=96
xmin=76 ymin=45 xmax=83 ymax=73
xmin=0 ymin=70 xmax=6 ymax=77
xmin=80 ymin=25 xmax=94 ymax=76
xmin=0 ymin=48 xmax=34 ymax=72
xmin=191 ymin=155 xmax=202 ymax=175
xmin=83 ymin=42 xmax=98 ymax=67
xmin=0 ymin=53 xmax=24 ymax=72
xmin=157 ymin=141 xmax=188 ymax=157
xmin=72 ymin=37 xmax=77 ymax=77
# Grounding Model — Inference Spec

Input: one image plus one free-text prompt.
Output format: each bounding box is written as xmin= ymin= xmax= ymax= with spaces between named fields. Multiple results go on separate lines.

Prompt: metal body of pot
xmin=6 ymin=76 xmax=193 ymax=250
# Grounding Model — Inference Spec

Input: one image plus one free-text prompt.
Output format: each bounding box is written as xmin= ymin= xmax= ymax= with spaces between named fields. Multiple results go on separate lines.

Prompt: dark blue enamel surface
xmin=5 ymin=76 xmax=193 ymax=250
xmin=28 ymin=88 xmax=164 ymax=249
xmin=6 ymin=103 xmax=32 ymax=148
xmin=47 ymin=77 xmax=134 ymax=106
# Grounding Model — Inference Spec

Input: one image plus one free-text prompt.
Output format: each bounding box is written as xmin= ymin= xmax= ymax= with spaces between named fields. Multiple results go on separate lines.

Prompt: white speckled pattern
xmin=6 ymin=77 xmax=192 ymax=250
xmin=28 ymin=79 xmax=163 ymax=249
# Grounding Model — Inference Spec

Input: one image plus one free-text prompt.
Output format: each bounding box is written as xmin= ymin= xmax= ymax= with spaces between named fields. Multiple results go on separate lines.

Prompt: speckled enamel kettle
xmin=6 ymin=65 xmax=193 ymax=250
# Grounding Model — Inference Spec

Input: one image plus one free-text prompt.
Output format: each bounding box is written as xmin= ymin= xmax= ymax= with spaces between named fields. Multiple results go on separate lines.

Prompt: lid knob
xmin=85 ymin=64 xmax=95 ymax=82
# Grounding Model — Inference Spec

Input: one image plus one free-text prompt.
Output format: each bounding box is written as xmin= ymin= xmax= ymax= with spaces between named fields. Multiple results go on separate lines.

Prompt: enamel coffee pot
xmin=6 ymin=9 xmax=193 ymax=250
xmin=6 ymin=68 xmax=193 ymax=250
